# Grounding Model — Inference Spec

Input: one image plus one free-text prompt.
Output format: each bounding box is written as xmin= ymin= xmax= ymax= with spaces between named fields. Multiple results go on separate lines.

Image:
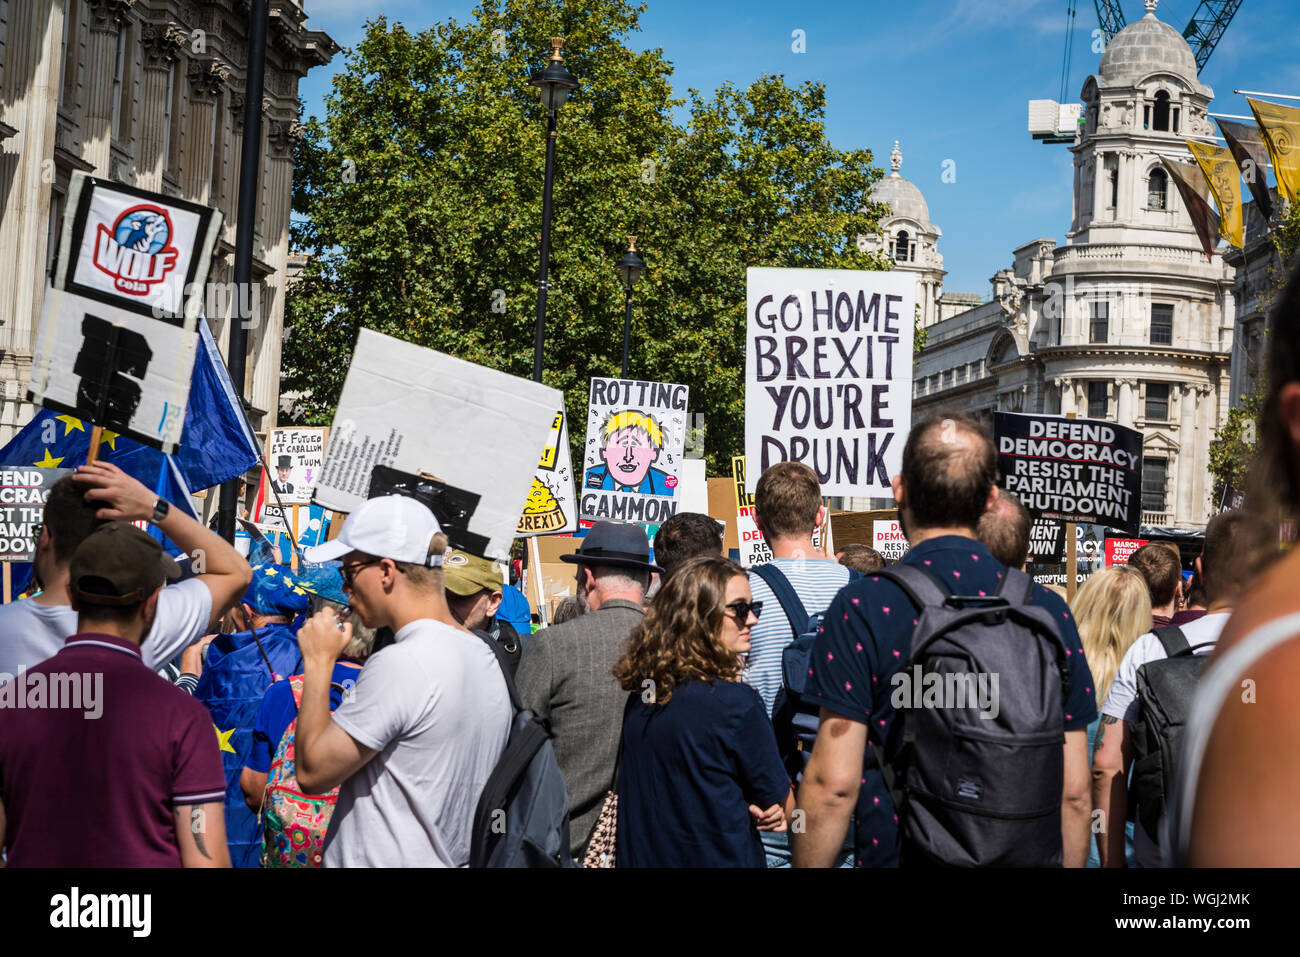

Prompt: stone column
xmin=137 ymin=23 xmax=185 ymax=190
xmin=1175 ymin=384 xmax=1198 ymax=524
xmin=1056 ymin=377 xmax=1076 ymax=416
xmin=1117 ymin=378 xmax=1136 ymax=427
xmin=181 ymin=58 xmax=227 ymax=203
xmin=1193 ymin=383 xmax=1216 ymax=524
xmin=1094 ymin=151 xmax=1107 ymax=223
xmin=82 ymin=0 xmax=133 ymax=175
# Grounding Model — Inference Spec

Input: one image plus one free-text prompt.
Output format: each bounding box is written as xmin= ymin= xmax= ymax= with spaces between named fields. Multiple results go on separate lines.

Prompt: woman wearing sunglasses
xmin=612 ymin=555 xmax=795 ymax=867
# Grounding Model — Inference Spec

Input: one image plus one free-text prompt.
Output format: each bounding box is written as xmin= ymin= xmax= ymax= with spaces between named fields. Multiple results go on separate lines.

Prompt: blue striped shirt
xmin=743 ymin=558 xmax=852 ymax=715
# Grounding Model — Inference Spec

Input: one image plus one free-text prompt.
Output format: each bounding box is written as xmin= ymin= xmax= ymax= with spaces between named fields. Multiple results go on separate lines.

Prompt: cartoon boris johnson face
xmin=584 ymin=410 xmax=675 ymax=496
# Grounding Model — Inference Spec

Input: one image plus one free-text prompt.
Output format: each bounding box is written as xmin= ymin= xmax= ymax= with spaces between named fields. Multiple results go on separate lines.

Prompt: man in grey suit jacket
xmin=516 ymin=522 xmax=661 ymax=861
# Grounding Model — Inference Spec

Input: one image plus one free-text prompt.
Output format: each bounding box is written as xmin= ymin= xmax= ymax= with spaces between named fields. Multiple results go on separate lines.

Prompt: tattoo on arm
xmin=1096 ymin=714 xmax=1118 ymax=748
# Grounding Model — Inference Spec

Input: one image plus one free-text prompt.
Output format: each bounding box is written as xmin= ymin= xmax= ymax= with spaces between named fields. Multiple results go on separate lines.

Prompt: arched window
xmin=894 ymin=229 xmax=911 ymax=263
xmin=1147 ymin=169 xmax=1168 ymax=210
xmin=1153 ymin=90 xmax=1171 ymax=132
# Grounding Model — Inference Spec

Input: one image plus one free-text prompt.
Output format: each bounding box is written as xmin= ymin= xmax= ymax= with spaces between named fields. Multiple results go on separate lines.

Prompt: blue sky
xmin=295 ymin=0 xmax=1300 ymax=296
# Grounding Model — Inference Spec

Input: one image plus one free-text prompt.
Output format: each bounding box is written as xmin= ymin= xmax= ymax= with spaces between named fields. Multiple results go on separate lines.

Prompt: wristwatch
xmin=150 ymin=497 xmax=171 ymax=524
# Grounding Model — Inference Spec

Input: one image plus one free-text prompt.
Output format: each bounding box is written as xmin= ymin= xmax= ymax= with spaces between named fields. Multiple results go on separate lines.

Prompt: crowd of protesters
xmin=2 ymin=262 xmax=1300 ymax=868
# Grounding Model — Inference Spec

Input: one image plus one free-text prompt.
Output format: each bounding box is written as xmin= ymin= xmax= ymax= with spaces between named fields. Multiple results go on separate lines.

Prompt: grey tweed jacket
xmin=516 ymin=598 xmax=643 ymax=859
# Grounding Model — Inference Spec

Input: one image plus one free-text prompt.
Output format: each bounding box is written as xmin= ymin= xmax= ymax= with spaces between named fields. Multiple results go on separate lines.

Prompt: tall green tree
xmin=285 ymin=0 xmax=890 ymax=474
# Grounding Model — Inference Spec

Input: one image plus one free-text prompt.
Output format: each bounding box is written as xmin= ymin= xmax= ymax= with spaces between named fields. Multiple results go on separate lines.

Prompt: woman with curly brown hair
xmin=612 ymin=554 xmax=795 ymax=867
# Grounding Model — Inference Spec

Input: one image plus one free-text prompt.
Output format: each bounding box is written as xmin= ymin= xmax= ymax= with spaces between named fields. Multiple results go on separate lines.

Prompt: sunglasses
xmin=340 ymin=558 xmax=383 ymax=588
xmin=724 ymin=599 xmax=763 ymax=623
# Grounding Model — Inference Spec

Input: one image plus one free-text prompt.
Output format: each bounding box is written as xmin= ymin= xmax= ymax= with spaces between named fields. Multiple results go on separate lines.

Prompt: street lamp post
xmin=616 ymin=236 xmax=646 ymax=379
xmin=528 ymin=38 xmax=579 ymax=383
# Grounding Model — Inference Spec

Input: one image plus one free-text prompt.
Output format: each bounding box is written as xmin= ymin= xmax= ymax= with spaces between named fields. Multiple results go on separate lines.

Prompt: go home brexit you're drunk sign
xmin=744 ymin=268 xmax=915 ymax=496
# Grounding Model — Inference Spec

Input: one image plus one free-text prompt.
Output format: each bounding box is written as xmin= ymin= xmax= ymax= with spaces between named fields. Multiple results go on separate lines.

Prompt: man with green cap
xmin=443 ymin=549 xmax=527 ymax=680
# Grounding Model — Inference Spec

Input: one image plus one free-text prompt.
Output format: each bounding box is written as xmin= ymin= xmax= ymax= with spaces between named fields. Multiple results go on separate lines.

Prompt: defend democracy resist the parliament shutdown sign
xmin=745 ymin=268 xmax=915 ymax=496
xmin=995 ymin=412 xmax=1144 ymax=535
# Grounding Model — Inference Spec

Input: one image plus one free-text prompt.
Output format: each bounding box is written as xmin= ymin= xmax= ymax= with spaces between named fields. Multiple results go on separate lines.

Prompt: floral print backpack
xmin=259 ymin=676 xmax=345 ymax=868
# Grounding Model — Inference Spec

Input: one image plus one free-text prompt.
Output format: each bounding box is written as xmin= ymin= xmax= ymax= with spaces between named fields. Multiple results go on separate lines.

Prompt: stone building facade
xmin=0 ymin=0 xmax=335 ymax=458
xmin=906 ymin=9 xmax=1239 ymax=529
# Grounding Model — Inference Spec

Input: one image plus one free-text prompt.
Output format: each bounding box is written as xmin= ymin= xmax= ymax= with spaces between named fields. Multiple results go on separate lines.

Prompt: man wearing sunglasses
xmin=291 ymin=495 xmax=512 ymax=867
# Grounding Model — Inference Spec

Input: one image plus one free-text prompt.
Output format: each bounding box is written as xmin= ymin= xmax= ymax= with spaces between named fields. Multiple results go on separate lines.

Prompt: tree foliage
xmin=283 ymin=0 xmax=891 ymax=475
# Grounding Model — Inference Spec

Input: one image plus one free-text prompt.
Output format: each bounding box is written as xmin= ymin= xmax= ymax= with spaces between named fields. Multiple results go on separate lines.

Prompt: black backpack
xmin=752 ymin=563 xmax=861 ymax=782
xmin=469 ymin=631 xmax=575 ymax=868
xmin=873 ymin=564 xmax=1072 ymax=867
xmin=1130 ymin=626 xmax=1215 ymax=840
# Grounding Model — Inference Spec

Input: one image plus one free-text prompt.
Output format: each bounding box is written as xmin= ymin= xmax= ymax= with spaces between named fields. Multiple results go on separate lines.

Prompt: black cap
xmin=70 ymin=522 xmax=181 ymax=606
xmin=561 ymin=522 xmax=662 ymax=573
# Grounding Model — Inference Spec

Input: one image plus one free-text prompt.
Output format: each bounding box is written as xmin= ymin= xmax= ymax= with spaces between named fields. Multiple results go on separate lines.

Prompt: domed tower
xmin=1040 ymin=0 xmax=1232 ymax=528
xmin=862 ymin=142 xmax=946 ymax=327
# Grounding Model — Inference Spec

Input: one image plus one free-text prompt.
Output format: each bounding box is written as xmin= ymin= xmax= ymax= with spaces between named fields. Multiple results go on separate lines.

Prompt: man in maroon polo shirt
xmin=0 ymin=523 xmax=229 ymax=867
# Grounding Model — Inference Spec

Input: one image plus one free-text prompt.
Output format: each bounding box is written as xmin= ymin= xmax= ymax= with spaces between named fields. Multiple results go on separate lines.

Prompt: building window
xmin=1088 ymin=381 xmax=1108 ymax=419
xmin=1090 ymin=300 xmax=1109 ymax=343
xmin=1145 ymin=382 xmax=1170 ymax=421
xmin=894 ymin=229 xmax=911 ymax=263
xmin=1151 ymin=303 xmax=1173 ymax=345
xmin=1172 ymin=107 xmax=1180 ymax=133
xmin=1109 ymin=168 xmax=1118 ymax=209
xmin=1153 ymin=90 xmax=1171 ymax=132
xmin=1142 ymin=458 xmax=1168 ymax=513
xmin=1143 ymin=104 xmax=1151 ymax=130
xmin=1148 ymin=169 xmax=1168 ymax=209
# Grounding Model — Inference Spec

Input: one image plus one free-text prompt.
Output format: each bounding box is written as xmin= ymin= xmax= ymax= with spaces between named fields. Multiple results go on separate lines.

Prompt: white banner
xmin=745 ymin=267 xmax=914 ymax=496
xmin=517 ymin=410 xmax=578 ymax=536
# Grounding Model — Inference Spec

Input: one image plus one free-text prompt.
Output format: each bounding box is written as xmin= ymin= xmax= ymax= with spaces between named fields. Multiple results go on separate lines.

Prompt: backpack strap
xmin=1153 ymin=625 xmax=1190 ymax=657
xmin=751 ymin=563 xmax=810 ymax=640
xmin=874 ymin=564 xmax=951 ymax=611
xmin=997 ymin=567 xmax=1037 ymax=604
xmin=472 ymin=628 xmax=525 ymax=715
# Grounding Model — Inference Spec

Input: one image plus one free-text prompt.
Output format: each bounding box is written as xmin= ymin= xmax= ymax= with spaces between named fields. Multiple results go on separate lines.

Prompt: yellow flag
xmin=1186 ymin=140 xmax=1243 ymax=248
xmin=1249 ymin=97 xmax=1300 ymax=205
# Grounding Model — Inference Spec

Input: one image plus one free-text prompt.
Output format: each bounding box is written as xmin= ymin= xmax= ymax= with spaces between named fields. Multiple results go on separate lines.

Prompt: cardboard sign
xmin=518 ymin=411 xmax=578 ymax=536
xmin=1219 ymin=483 xmax=1245 ymax=513
xmin=1104 ymin=537 xmax=1149 ymax=566
xmin=29 ymin=174 xmax=221 ymax=453
xmin=580 ymin=377 xmax=689 ymax=525
xmin=745 ymin=267 xmax=915 ymax=495
xmin=0 ymin=468 xmax=71 ymax=561
xmin=315 ymin=330 xmax=561 ymax=561
xmin=995 ymin=413 xmax=1143 ymax=534
xmin=268 ymin=428 xmax=327 ymax=506
xmin=872 ymin=519 xmax=909 ymax=563
xmin=731 ymin=454 xmax=825 ymax=567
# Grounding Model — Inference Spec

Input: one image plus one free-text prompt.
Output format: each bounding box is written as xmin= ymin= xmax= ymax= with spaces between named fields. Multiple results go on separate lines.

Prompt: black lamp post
xmin=528 ymin=38 xmax=579 ymax=383
xmin=616 ymin=236 xmax=646 ymax=379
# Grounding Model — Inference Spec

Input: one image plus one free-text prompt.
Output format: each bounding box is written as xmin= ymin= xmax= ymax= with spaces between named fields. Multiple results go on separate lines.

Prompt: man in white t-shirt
xmin=1093 ymin=510 xmax=1271 ymax=867
xmin=294 ymin=495 xmax=512 ymax=867
xmin=0 ymin=462 xmax=253 ymax=681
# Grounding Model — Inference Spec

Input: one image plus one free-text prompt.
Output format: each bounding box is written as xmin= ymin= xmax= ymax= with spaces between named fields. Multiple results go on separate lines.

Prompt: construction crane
xmin=1093 ymin=0 xmax=1245 ymax=70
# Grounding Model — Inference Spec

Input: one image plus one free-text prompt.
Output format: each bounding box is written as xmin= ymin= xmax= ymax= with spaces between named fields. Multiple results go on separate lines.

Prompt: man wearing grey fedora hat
xmin=516 ymin=521 xmax=661 ymax=861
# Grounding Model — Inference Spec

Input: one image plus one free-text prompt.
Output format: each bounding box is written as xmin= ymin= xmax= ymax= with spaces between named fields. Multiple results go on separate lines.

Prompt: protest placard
xmin=0 ymin=468 xmax=71 ymax=562
xmin=872 ymin=519 xmax=909 ymax=562
xmin=1026 ymin=522 xmax=1105 ymax=587
xmin=731 ymin=455 xmax=824 ymax=567
xmin=29 ymin=174 xmax=222 ymax=453
xmin=1104 ymin=537 xmax=1149 ymax=566
xmin=315 ymin=329 xmax=562 ymax=561
xmin=580 ymin=377 xmax=689 ymax=525
xmin=268 ymin=428 xmax=328 ymax=506
xmin=517 ymin=410 xmax=577 ymax=536
xmin=994 ymin=412 xmax=1143 ymax=535
xmin=745 ymin=267 xmax=915 ymax=496
xmin=1026 ymin=518 xmax=1066 ymax=563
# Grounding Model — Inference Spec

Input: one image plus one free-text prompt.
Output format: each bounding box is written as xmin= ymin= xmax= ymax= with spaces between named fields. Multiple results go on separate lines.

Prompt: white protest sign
xmin=518 ymin=410 xmax=577 ymax=536
xmin=873 ymin=519 xmax=909 ymax=563
xmin=268 ymin=427 xmax=327 ymax=506
xmin=745 ymin=268 xmax=915 ymax=496
xmin=316 ymin=329 xmax=562 ymax=561
xmin=731 ymin=455 xmax=824 ymax=567
xmin=0 ymin=468 xmax=71 ymax=561
xmin=580 ymin=377 xmax=689 ymax=525
xmin=29 ymin=173 xmax=221 ymax=453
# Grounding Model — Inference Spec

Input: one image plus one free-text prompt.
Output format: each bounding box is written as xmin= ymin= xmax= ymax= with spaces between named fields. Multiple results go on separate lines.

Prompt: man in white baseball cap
xmin=291 ymin=495 xmax=512 ymax=867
